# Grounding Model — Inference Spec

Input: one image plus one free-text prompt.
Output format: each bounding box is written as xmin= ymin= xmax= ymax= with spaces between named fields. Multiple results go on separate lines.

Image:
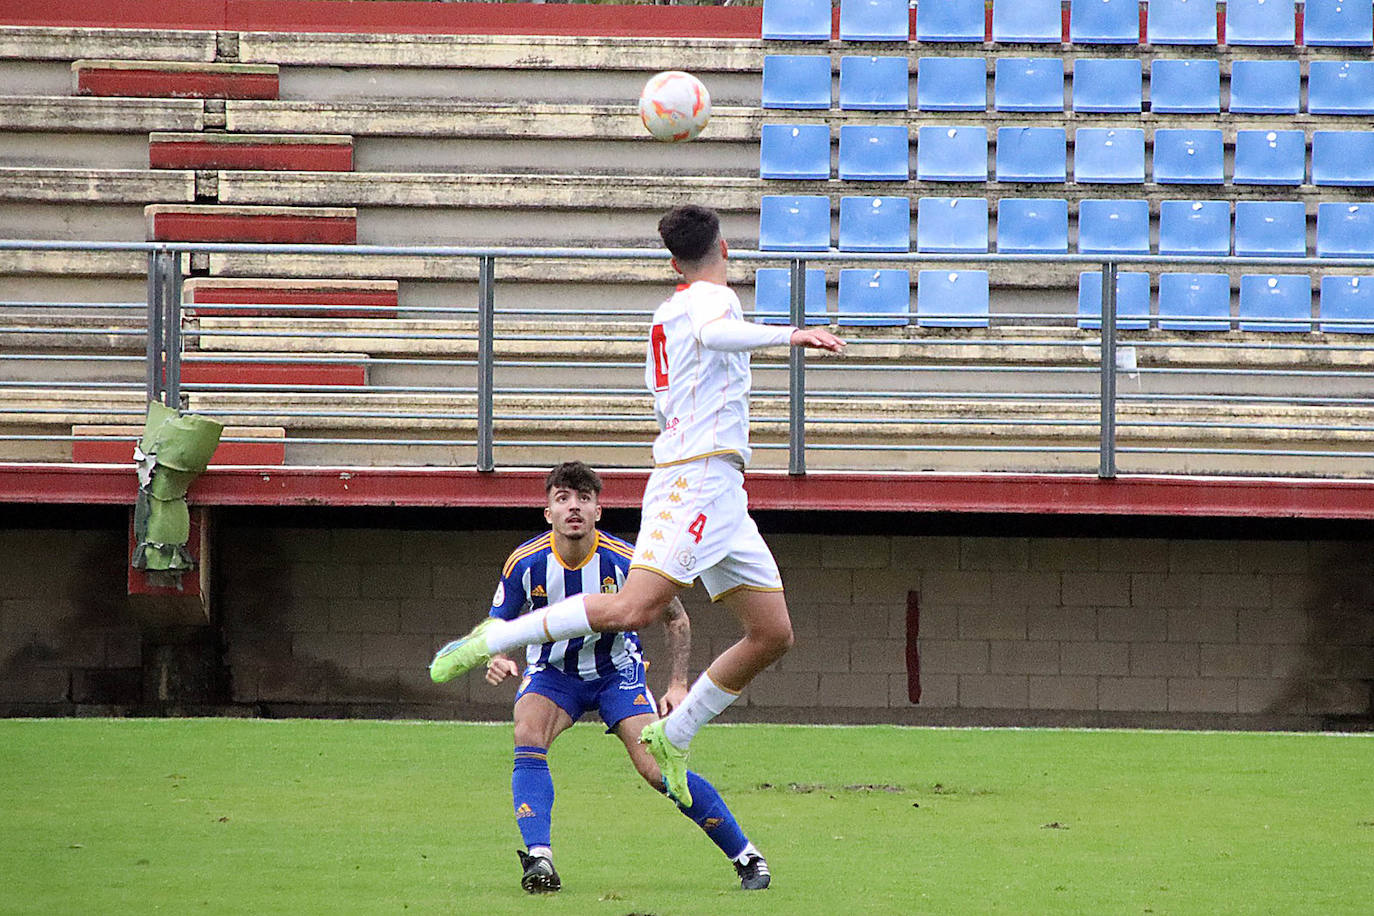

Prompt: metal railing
xmin=4 ymin=238 xmax=1374 ymax=479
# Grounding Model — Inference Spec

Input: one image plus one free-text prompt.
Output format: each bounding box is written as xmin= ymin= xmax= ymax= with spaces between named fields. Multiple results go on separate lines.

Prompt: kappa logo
xmin=515 ymin=803 xmax=535 ymax=819
xmin=633 ymin=693 xmax=650 ymax=706
xmin=668 ymin=492 xmax=682 ymax=504
xmin=530 ymin=584 xmax=547 ymax=598
xmin=649 ymin=530 xmax=665 ymax=541
xmin=657 ymin=510 xmax=674 ymax=522
xmin=642 ymin=549 xmax=657 ymax=562
xmin=601 ymin=576 xmax=617 ymax=594
xmin=673 ymin=476 xmax=689 ymax=489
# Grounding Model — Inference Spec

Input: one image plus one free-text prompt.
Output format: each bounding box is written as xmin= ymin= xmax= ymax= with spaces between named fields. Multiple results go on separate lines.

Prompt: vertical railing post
xmin=161 ymin=248 xmax=183 ymax=409
xmin=787 ymin=257 xmax=807 ymax=476
xmin=1098 ymin=259 xmax=1118 ymax=479
xmin=476 ymin=254 xmax=496 ymax=472
xmin=145 ymin=249 xmax=165 ymax=406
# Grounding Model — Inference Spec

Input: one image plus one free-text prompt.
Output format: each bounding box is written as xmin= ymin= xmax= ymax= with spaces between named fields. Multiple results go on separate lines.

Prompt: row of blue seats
xmin=754 ymin=267 xmax=1374 ymax=334
xmin=761 ymin=125 xmax=1374 ymax=185
xmin=764 ymin=55 xmax=1374 ymax=115
xmin=763 ymin=0 xmax=1373 ymax=47
xmin=759 ymin=196 xmax=1374 ymax=256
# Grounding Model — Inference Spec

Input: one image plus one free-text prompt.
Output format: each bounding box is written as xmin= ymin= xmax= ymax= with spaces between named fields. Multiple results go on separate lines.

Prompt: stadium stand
xmin=1225 ymin=0 xmax=1297 ymax=46
xmin=1149 ymin=58 xmax=1221 ymax=113
xmin=915 ymin=56 xmax=986 ymax=112
xmin=993 ymin=58 xmax=1065 ymax=113
xmin=915 ymin=197 xmax=988 ymax=254
xmin=1227 ymin=59 xmax=1300 ymax=114
xmin=838 ymin=195 xmax=911 ymax=252
xmin=838 ymin=55 xmax=909 ymax=111
xmin=761 ymin=54 xmax=831 ymax=110
xmin=1071 ymin=58 xmax=1143 ymax=113
xmin=753 ymin=266 xmax=828 ymax=325
xmin=915 ymin=269 xmax=990 ymax=328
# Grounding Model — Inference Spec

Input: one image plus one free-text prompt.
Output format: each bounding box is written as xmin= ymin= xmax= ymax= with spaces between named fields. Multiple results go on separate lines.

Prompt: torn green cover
xmin=132 ymin=401 xmax=223 ymax=573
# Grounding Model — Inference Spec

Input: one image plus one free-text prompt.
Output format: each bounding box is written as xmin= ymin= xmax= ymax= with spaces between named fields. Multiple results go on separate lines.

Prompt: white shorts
xmin=630 ymin=454 xmax=783 ymax=601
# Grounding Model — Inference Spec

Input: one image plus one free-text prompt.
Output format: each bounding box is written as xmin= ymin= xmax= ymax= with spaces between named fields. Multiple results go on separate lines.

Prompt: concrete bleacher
xmin=3 ymin=3 xmax=1374 ymax=475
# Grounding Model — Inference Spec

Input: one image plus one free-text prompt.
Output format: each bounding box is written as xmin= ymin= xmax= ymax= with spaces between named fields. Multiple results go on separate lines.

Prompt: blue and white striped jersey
xmin=489 ymin=530 xmax=642 ymax=681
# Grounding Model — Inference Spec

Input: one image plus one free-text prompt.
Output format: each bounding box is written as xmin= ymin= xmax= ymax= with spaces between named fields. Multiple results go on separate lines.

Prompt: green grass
xmin=2 ymin=721 xmax=1372 ymax=915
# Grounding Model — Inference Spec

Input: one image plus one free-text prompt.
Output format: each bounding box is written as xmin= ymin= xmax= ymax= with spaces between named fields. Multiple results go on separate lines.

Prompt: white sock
xmin=733 ymin=842 xmax=759 ymax=864
xmin=528 ymin=846 xmax=552 ymax=860
xmin=662 ymin=670 xmax=740 ymax=750
xmin=487 ymin=594 xmax=592 ymax=656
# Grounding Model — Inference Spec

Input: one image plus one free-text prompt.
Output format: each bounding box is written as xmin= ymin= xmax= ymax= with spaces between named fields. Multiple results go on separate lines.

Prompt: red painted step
xmin=73 ymin=59 xmax=279 ymax=100
xmin=180 ymin=359 xmax=368 ymax=388
xmin=150 ymin=132 xmax=354 ymax=171
xmin=72 ymin=424 xmax=287 ymax=465
xmin=145 ymin=204 xmax=357 ymax=244
xmin=184 ymin=278 xmax=398 ymax=318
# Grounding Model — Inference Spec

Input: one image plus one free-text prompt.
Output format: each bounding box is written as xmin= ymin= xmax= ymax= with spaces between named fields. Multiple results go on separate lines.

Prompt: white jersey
xmin=646 ymin=281 xmax=755 ymax=467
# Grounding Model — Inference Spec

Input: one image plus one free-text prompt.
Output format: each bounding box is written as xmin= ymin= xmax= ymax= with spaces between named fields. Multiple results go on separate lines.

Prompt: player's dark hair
xmin=658 ymin=204 xmax=720 ymax=264
xmin=545 ymin=460 xmax=602 ymax=496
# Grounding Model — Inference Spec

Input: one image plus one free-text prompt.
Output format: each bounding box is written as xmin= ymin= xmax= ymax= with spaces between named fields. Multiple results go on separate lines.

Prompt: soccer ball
xmin=639 ymin=70 xmax=711 ymax=143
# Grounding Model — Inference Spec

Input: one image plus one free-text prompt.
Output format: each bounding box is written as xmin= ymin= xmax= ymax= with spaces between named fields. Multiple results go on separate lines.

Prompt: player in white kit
xmin=431 ymin=204 xmax=844 ymax=819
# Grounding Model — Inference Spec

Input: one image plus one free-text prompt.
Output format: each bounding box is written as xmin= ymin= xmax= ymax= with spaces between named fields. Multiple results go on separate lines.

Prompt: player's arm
xmin=696 ymin=312 xmax=846 ymax=354
xmin=658 ymin=596 xmax=691 ymax=716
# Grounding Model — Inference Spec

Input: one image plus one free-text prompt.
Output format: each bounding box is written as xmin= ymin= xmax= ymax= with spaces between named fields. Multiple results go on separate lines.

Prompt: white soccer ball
xmin=639 ymin=70 xmax=712 ymax=143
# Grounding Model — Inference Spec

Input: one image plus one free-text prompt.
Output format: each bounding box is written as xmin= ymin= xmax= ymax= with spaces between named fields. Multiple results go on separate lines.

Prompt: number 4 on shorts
xmin=687 ymin=513 xmax=707 ymax=543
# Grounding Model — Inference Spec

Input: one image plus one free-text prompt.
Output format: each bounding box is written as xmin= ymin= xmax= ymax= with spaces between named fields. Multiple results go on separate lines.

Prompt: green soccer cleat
xmin=429 ymin=618 xmax=496 ymax=684
xmin=640 ymin=719 xmax=692 ymax=808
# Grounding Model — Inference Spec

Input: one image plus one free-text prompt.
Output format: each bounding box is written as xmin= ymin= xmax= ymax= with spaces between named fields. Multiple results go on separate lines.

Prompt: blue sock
xmin=673 ymin=771 xmax=749 ymax=860
xmin=512 ymin=745 xmax=554 ymax=850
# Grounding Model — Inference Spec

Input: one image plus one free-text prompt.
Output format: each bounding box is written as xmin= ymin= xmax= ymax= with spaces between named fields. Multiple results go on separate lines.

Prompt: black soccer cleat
xmin=734 ymin=852 xmax=771 ymax=891
xmin=517 ymin=849 xmax=561 ymax=894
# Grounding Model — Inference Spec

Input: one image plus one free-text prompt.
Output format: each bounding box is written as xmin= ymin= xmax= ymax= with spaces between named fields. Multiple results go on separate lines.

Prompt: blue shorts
xmin=515 ymin=661 xmax=656 ymax=733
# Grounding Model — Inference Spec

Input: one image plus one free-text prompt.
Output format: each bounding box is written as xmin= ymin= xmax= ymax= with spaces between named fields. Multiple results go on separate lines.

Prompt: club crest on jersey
xmin=601 ymin=576 xmax=618 ymax=594
xmin=676 ymin=549 xmax=696 ymax=571
xmin=530 ymin=584 xmax=547 ymax=598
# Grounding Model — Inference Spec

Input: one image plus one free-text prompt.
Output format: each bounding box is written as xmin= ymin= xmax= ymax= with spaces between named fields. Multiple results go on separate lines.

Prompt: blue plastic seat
xmin=1312 ymin=131 xmax=1374 ymax=187
xmin=1320 ymin=276 xmax=1374 ymax=333
xmin=1158 ymin=273 xmax=1232 ymax=331
xmin=760 ymin=124 xmax=830 ymax=180
xmin=916 ymin=125 xmax=989 ymax=182
xmin=996 ymin=198 xmax=1069 ymax=253
xmin=838 ymin=195 xmax=911 ymax=252
xmin=762 ymin=55 xmax=832 ymax=110
xmin=916 ymin=0 xmax=985 ymax=42
xmin=1078 ymin=198 xmax=1150 ymax=254
xmin=1224 ymin=0 xmax=1295 ymax=46
xmin=1147 ymin=0 xmax=1218 ymax=45
xmin=916 ymin=197 xmax=989 ymax=253
xmin=994 ymin=57 xmax=1065 ymax=111
xmin=758 ymin=195 xmax=831 ymax=251
xmin=1316 ymin=202 xmax=1374 ymax=258
xmin=839 ymin=56 xmax=910 ymax=110
xmin=762 ymin=0 xmax=831 ymax=40
xmin=1239 ymin=275 xmax=1313 ymax=332
xmin=1073 ymin=127 xmax=1145 ymax=183
xmin=1233 ymin=201 xmax=1307 ymax=257
xmin=1228 ymin=59 xmax=1300 ymax=114
xmin=992 ymin=0 xmax=1062 ymax=43
xmin=917 ymin=270 xmax=991 ymax=328
xmin=916 ymin=57 xmax=986 ymax=111
xmin=838 ymin=125 xmax=910 ymax=181
xmin=1150 ymin=58 xmax=1220 ymax=113
xmin=1152 ymin=128 xmax=1224 ymax=184
xmin=995 ymin=126 xmax=1067 ymax=182
xmin=1308 ymin=61 xmax=1374 ymax=116
xmin=1069 ymin=0 xmax=1140 ymax=44
xmin=1232 ymin=129 xmax=1306 ymax=186
xmin=1078 ymin=272 xmax=1152 ymax=330
xmin=754 ymin=268 xmax=829 ymax=326
xmin=840 ymin=0 xmax=910 ymax=41
xmin=838 ymin=269 xmax=911 ymax=326
xmin=1158 ymin=200 xmax=1230 ymax=255
xmin=1304 ymin=0 xmax=1374 ymax=47
xmin=1071 ymin=58 xmax=1143 ymax=112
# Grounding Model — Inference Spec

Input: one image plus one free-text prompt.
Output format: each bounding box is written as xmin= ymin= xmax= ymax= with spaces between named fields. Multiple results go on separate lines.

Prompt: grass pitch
xmin=2 ymin=720 xmax=1372 ymax=915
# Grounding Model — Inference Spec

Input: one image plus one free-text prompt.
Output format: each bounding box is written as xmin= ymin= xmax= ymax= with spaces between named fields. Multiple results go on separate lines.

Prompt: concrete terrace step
xmin=145 ymin=204 xmax=357 ymax=244
xmin=73 ymin=60 xmax=279 ymax=100
xmin=150 ymin=132 xmax=353 ymax=171
xmin=0 ymin=95 xmax=205 ymax=132
xmin=184 ymin=277 xmax=398 ymax=318
xmin=0 ymin=166 xmax=194 ymax=203
xmin=0 ymin=26 xmax=218 ymax=62
xmin=71 ymin=424 xmax=286 ymax=465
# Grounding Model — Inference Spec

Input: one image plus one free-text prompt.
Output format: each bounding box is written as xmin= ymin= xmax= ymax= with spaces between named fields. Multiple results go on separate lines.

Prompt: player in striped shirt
xmin=479 ymin=462 xmax=768 ymax=893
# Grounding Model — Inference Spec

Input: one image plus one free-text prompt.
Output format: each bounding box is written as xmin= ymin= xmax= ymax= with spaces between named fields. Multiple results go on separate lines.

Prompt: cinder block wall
xmin=3 ymin=520 xmax=1371 ymax=728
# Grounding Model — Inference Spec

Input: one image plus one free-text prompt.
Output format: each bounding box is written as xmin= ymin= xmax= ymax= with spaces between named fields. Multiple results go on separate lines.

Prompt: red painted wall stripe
xmin=188 ymin=286 xmax=396 ymax=318
xmin=72 ymin=439 xmax=285 ymax=466
xmin=149 ymin=212 xmax=356 ymax=244
xmin=180 ymin=361 xmax=367 ymax=387
xmin=906 ymin=590 xmax=921 ymax=704
xmin=150 ymin=141 xmax=352 ymax=172
xmin=76 ymin=69 xmax=278 ymax=100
